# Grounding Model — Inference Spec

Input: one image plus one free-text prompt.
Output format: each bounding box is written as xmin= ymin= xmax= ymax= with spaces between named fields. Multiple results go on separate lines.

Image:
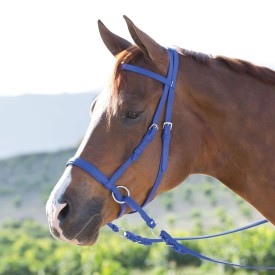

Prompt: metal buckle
xmin=149 ymin=123 xmax=158 ymax=131
xmin=112 ymin=185 xmax=130 ymax=204
xmin=163 ymin=122 xmax=173 ymax=130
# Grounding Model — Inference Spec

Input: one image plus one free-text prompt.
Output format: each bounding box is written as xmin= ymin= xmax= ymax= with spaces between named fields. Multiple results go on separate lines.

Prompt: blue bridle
xmin=66 ymin=48 xmax=274 ymax=270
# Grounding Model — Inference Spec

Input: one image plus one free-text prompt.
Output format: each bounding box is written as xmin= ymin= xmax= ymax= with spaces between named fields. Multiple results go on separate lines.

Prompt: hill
xmin=0 ymin=92 xmax=98 ymax=159
xmin=0 ymin=148 xmax=264 ymax=231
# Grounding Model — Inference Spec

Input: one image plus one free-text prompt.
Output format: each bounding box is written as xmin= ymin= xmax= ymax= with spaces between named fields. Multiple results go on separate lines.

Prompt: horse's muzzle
xmin=46 ymin=194 xmax=104 ymax=246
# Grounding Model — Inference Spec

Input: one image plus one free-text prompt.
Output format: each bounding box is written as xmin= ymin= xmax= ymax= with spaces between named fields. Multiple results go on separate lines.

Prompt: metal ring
xmin=112 ymin=185 xmax=130 ymax=204
xmin=150 ymin=223 xmax=163 ymax=238
xmin=117 ymin=226 xmax=126 ymax=239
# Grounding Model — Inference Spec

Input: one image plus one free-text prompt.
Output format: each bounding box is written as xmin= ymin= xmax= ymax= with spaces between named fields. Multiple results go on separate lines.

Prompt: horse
xmin=46 ymin=16 xmax=275 ymax=248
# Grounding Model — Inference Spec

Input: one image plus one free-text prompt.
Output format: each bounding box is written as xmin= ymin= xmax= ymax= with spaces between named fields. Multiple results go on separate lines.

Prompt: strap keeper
xmin=146 ymin=219 xmax=157 ymax=228
xmin=149 ymin=123 xmax=158 ymax=131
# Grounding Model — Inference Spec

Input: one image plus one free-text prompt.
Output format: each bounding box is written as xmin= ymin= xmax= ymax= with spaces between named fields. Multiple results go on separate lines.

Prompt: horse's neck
xmin=177 ymin=56 xmax=275 ymax=224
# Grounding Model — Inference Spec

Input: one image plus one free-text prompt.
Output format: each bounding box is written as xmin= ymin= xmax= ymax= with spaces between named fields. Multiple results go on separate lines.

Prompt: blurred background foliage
xmin=0 ymin=149 xmax=274 ymax=274
xmin=0 ymin=219 xmax=274 ymax=274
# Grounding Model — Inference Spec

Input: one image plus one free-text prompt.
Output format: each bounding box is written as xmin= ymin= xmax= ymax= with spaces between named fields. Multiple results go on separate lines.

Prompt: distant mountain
xmin=0 ymin=92 xmax=98 ymax=159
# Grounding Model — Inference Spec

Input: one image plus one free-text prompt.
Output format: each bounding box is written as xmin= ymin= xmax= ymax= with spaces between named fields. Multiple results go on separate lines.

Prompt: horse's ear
xmin=98 ymin=20 xmax=132 ymax=56
xmin=123 ymin=15 xmax=167 ymax=63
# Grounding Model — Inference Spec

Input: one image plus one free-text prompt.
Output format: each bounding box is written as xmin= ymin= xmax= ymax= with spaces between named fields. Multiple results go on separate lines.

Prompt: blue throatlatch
xmin=66 ymin=48 xmax=274 ymax=270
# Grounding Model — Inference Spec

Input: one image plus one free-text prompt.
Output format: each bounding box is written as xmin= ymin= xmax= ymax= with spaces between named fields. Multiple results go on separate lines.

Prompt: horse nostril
xmin=58 ymin=203 xmax=70 ymax=221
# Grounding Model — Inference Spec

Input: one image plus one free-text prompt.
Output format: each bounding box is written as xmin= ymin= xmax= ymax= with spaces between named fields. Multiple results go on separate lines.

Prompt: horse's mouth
xmin=74 ymin=214 xmax=102 ymax=246
xmin=50 ymin=213 xmax=103 ymax=246
xmin=77 ymin=230 xmax=100 ymax=246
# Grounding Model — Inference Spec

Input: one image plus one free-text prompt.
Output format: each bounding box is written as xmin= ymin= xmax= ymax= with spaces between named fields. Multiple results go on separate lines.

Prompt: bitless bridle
xmin=67 ymin=48 xmax=274 ymax=270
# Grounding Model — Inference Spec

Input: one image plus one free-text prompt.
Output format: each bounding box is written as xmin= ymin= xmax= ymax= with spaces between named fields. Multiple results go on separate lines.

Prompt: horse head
xmin=46 ymin=16 xmax=197 ymax=245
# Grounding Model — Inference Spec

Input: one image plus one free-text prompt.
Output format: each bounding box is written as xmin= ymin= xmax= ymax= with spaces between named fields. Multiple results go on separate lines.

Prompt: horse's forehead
xmin=90 ymin=91 xmax=109 ymax=122
xmin=119 ymin=69 xmax=159 ymax=97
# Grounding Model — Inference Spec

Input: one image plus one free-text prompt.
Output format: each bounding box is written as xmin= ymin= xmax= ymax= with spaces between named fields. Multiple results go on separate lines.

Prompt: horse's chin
xmin=49 ymin=214 xmax=102 ymax=246
xmin=76 ymin=230 xmax=100 ymax=246
xmin=73 ymin=214 xmax=102 ymax=246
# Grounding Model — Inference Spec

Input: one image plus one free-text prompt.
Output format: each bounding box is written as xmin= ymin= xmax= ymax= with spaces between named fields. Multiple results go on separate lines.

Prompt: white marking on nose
xmin=46 ymin=166 xmax=79 ymax=242
xmin=51 ymin=202 xmax=67 ymax=229
xmin=46 ymin=167 xmax=71 ymax=222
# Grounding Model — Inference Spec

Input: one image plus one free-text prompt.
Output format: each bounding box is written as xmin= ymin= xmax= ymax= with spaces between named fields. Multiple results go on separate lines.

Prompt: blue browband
xmin=66 ymin=48 xmax=274 ymax=270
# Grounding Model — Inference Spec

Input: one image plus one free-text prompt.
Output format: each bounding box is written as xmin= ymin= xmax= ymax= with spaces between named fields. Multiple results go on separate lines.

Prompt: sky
xmin=0 ymin=0 xmax=275 ymax=96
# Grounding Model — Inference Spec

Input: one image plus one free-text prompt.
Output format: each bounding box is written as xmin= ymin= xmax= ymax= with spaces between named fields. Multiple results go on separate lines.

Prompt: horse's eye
xmin=125 ymin=111 xmax=140 ymax=119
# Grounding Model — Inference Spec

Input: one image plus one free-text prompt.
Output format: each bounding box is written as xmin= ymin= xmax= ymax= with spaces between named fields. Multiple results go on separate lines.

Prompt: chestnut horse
xmin=46 ymin=16 xmax=275 ymax=247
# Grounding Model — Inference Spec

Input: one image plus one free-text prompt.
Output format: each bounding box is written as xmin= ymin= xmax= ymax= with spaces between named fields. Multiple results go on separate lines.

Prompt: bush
xmin=0 ymin=219 xmax=274 ymax=274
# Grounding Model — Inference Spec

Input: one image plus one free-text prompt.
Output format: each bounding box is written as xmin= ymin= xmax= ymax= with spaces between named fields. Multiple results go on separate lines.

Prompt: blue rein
xmin=66 ymin=48 xmax=274 ymax=270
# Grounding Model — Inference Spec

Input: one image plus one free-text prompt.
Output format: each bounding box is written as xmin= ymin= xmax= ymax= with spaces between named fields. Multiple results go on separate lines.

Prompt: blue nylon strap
xmin=164 ymin=49 xmax=178 ymax=123
xmin=107 ymin=223 xmax=120 ymax=234
xmin=142 ymin=165 xmax=164 ymax=207
xmin=122 ymin=49 xmax=175 ymax=127
xmin=125 ymin=196 xmax=156 ymax=228
xmin=108 ymin=219 xmax=268 ymax=243
xmin=160 ymin=229 xmax=275 ymax=270
xmin=67 ymin=157 xmax=108 ymax=185
xmin=66 ymin=157 xmax=127 ymax=218
xmin=151 ymin=49 xmax=175 ymax=125
xmin=160 ymin=49 xmax=178 ymax=172
xmin=121 ymin=64 xmax=170 ymax=85
xmin=129 ymin=49 xmax=179 ymax=207
xmin=107 ymin=215 xmax=274 ymax=269
xmin=108 ymin=219 xmax=274 ymax=269
xmin=131 ymin=125 xmax=158 ymax=161
xmin=124 ymin=231 xmax=153 ymax=245
xmin=106 ymin=125 xmax=158 ymax=190
xmin=105 ymin=48 xmax=178 ymax=214
xmin=152 ymin=84 xmax=170 ymax=125
xmin=161 ymin=125 xmax=171 ymax=172
xmin=171 ymin=219 xmax=269 ymax=241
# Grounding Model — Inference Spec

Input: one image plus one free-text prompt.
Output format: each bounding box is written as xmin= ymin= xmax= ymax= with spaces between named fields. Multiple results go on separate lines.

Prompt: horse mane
xmin=178 ymin=48 xmax=275 ymax=85
xmin=215 ymin=56 xmax=275 ymax=85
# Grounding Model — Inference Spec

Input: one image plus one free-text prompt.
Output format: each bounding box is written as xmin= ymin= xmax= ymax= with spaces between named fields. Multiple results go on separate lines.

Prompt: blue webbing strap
xmin=159 ymin=229 xmax=275 ymax=270
xmin=105 ymin=125 xmax=158 ymax=189
xmin=120 ymin=49 xmax=177 ymax=210
xmin=161 ymin=49 xmax=178 ymax=172
xmin=67 ymin=158 xmax=108 ymax=185
xmin=67 ymin=122 xmax=158 ymax=218
xmin=67 ymin=157 xmax=127 ymax=217
xmin=107 ymin=215 xmax=273 ymax=269
xmin=121 ymin=64 xmax=169 ymax=85
xmin=125 ymin=196 xmax=156 ymax=228
xmin=108 ymin=219 xmax=268 ymax=242
xmin=141 ymin=49 xmax=179 ymax=206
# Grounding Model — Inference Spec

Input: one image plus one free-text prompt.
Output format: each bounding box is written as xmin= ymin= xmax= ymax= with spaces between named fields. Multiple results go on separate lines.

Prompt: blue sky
xmin=0 ymin=0 xmax=274 ymax=96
